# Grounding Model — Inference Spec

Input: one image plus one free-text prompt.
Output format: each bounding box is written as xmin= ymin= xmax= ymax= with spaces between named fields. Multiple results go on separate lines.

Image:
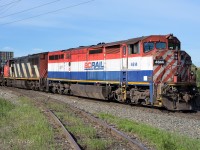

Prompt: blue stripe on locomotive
xmin=48 ymin=70 xmax=153 ymax=82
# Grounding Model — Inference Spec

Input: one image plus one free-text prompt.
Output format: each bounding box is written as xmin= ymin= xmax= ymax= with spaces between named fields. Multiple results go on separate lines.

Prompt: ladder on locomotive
xmin=121 ymin=45 xmax=128 ymax=102
xmin=120 ymin=70 xmax=127 ymax=101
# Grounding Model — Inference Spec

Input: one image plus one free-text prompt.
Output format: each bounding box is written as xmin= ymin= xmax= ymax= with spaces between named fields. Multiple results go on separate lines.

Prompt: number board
xmin=154 ymin=59 xmax=165 ymax=65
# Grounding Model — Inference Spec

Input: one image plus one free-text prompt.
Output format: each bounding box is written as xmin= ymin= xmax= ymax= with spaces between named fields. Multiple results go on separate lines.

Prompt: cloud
xmin=1 ymin=46 xmax=14 ymax=51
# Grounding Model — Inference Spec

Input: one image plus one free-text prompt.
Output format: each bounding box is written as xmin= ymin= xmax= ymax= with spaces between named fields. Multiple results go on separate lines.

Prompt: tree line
xmin=196 ymin=67 xmax=200 ymax=87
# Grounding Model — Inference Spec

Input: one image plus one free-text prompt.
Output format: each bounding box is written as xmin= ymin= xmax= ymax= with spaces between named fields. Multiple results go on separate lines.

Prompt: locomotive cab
xmin=148 ymin=34 xmax=199 ymax=110
xmin=125 ymin=34 xmax=199 ymax=110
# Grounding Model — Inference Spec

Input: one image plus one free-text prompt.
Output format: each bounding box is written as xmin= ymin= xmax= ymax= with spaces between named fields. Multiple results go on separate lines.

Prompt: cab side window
xmin=129 ymin=42 xmax=140 ymax=54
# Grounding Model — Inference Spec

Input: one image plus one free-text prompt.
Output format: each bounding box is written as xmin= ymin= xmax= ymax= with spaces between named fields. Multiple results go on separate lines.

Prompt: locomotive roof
xmin=104 ymin=36 xmax=147 ymax=46
xmin=61 ymin=36 xmax=147 ymax=52
xmin=56 ymin=34 xmax=179 ymax=52
xmin=11 ymin=34 xmax=178 ymax=58
xmin=11 ymin=52 xmax=48 ymax=60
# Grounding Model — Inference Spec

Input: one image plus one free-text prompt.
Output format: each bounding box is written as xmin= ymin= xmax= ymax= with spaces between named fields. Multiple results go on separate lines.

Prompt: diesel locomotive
xmin=1 ymin=34 xmax=200 ymax=110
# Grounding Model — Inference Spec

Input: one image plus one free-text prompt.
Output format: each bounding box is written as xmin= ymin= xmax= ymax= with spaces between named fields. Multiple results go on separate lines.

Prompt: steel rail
xmin=68 ymin=105 xmax=148 ymax=150
xmin=45 ymin=109 xmax=81 ymax=150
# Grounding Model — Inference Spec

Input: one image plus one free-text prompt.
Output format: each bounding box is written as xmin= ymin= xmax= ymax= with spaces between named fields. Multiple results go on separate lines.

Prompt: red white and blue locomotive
xmin=1 ymin=34 xmax=200 ymax=110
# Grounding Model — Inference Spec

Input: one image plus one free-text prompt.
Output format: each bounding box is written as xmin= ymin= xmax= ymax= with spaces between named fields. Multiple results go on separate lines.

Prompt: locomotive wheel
xmin=30 ymin=82 xmax=35 ymax=90
xmin=31 ymin=85 xmax=35 ymax=90
xmin=52 ymin=87 xmax=57 ymax=94
xmin=125 ymin=99 xmax=131 ymax=104
xmin=35 ymin=86 xmax=39 ymax=91
xmin=58 ymin=88 xmax=63 ymax=95
xmin=39 ymin=86 xmax=45 ymax=91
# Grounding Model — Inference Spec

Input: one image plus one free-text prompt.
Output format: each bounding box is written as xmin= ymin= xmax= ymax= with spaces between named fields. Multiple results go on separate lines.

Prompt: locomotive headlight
xmin=174 ymin=51 xmax=178 ymax=60
xmin=193 ymin=87 xmax=196 ymax=91
xmin=190 ymin=71 xmax=194 ymax=76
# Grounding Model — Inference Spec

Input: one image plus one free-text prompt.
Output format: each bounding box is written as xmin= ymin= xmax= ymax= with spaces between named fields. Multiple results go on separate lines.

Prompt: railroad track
xmin=67 ymin=103 xmax=148 ymax=150
xmin=3 ymin=87 xmax=148 ymax=150
xmin=39 ymin=105 xmax=81 ymax=150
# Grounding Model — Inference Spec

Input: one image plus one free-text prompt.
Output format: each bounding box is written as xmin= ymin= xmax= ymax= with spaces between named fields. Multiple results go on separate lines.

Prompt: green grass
xmin=82 ymin=138 xmax=111 ymax=150
xmin=48 ymin=102 xmax=112 ymax=150
xmin=0 ymin=97 xmax=55 ymax=150
xmin=0 ymin=99 xmax=15 ymax=118
xmin=98 ymin=113 xmax=200 ymax=150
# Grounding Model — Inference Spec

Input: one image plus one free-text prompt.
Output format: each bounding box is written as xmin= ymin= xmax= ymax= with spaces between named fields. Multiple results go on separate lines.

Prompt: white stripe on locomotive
xmin=21 ymin=63 xmax=28 ymax=78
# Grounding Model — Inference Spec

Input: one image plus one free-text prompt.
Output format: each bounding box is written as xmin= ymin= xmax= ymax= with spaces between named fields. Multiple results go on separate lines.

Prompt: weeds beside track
xmin=3 ymin=87 xmax=148 ymax=150
xmin=0 ymin=98 xmax=55 ymax=150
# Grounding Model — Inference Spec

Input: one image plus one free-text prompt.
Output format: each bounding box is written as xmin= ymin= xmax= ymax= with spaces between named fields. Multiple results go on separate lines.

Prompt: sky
xmin=0 ymin=0 xmax=200 ymax=66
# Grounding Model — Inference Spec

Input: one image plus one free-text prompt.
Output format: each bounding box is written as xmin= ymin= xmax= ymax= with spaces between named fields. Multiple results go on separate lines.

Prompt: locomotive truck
xmin=1 ymin=34 xmax=200 ymax=110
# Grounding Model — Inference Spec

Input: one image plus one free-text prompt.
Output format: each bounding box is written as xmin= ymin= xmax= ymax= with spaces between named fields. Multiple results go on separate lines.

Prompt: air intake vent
xmin=106 ymin=45 xmax=120 ymax=54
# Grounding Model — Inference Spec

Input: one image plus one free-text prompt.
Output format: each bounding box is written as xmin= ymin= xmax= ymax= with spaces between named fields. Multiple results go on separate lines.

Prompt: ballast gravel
xmin=1 ymin=87 xmax=200 ymax=139
xmin=47 ymin=94 xmax=200 ymax=139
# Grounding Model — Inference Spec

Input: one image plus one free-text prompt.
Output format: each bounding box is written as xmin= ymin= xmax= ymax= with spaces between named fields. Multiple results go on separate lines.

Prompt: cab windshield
xmin=156 ymin=42 xmax=166 ymax=49
xmin=144 ymin=42 xmax=154 ymax=52
xmin=144 ymin=42 xmax=167 ymax=53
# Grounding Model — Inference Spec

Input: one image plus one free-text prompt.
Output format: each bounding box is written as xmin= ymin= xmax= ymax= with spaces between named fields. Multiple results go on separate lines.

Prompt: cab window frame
xmin=143 ymin=42 xmax=154 ymax=53
xmin=128 ymin=42 xmax=140 ymax=54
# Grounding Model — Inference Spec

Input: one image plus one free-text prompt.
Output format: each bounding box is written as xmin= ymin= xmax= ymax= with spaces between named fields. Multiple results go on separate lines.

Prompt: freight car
xmin=1 ymin=34 xmax=200 ymax=111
